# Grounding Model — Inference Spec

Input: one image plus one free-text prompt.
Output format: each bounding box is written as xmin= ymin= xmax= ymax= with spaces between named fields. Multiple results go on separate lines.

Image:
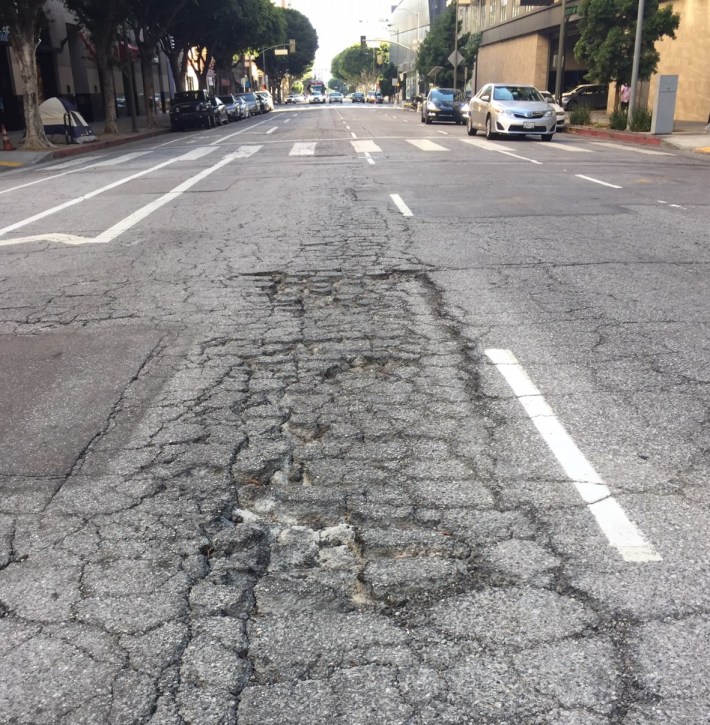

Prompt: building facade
xmin=454 ymin=0 xmax=709 ymax=122
xmin=0 ymin=0 xmax=173 ymax=132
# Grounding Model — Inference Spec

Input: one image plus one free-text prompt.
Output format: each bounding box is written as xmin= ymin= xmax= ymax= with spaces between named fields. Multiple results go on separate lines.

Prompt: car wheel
xmin=466 ymin=116 xmax=477 ymax=136
xmin=425 ymin=115 xmax=432 ymax=124
xmin=541 ymin=133 xmax=553 ymax=141
xmin=567 ymin=101 xmax=577 ymax=110
xmin=485 ymin=116 xmax=496 ymax=140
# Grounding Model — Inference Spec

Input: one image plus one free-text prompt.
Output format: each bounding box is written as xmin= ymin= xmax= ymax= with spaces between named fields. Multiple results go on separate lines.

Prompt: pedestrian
xmin=620 ymin=83 xmax=630 ymax=112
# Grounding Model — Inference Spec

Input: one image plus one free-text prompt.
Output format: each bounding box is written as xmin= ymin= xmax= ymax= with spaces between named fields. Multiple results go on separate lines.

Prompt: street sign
xmin=448 ymin=50 xmax=464 ymax=67
xmin=274 ymin=48 xmax=288 ymax=55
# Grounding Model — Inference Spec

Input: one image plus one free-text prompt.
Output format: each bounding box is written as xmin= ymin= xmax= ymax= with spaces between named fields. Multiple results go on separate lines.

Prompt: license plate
xmin=523 ymin=121 xmax=535 ymax=129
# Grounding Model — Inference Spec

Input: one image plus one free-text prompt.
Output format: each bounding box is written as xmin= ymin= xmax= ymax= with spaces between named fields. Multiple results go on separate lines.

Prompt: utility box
xmin=651 ymin=74 xmax=678 ymax=135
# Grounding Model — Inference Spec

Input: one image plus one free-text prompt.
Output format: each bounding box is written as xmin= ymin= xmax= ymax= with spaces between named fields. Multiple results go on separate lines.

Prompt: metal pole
xmin=626 ymin=0 xmax=646 ymax=129
xmin=554 ymin=0 xmax=567 ymax=103
xmin=453 ymin=0 xmax=459 ymax=90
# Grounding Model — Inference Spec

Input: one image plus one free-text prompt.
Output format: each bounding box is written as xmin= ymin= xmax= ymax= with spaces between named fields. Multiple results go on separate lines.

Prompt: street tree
xmin=267 ymin=8 xmax=318 ymax=96
xmin=331 ymin=44 xmax=383 ymax=90
xmin=126 ymin=0 xmax=192 ymax=126
xmin=62 ymin=0 xmax=129 ymax=135
xmin=0 ymin=0 xmax=51 ymax=149
xmin=574 ymin=0 xmax=680 ymax=106
xmin=416 ymin=4 xmax=457 ymax=89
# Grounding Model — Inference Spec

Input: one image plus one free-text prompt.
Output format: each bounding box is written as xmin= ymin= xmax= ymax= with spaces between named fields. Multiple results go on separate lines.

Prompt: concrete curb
xmin=565 ymin=125 xmax=664 ymax=146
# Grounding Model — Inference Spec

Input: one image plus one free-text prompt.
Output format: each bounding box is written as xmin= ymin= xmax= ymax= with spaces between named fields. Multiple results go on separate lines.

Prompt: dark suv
xmin=351 ymin=92 xmax=365 ymax=103
xmin=561 ymin=84 xmax=608 ymax=110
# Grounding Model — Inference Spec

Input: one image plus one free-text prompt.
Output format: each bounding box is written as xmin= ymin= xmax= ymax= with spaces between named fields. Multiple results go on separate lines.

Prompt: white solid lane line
xmin=0 ymin=146 xmax=260 ymax=248
xmin=576 ymin=174 xmax=622 ymax=189
xmin=0 ymin=151 xmax=150 ymax=196
xmin=0 ymin=150 xmax=208 ymax=237
xmin=390 ymin=193 xmax=413 ymax=217
xmin=407 ymin=139 xmax=449 ymax=151
xmin=459 ymin=137 xmax=542 ymax=164
xmin=485 ymin=349 xmax=661 ymax=563
xmin=592 ymin=141 xmax=674 ymax=156
xmin=289 ymin=142 xmax=316 ymax=156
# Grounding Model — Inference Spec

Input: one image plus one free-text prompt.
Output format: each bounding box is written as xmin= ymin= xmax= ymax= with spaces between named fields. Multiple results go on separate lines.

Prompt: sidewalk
xmin=564 ymin=111 xmax=710 ymax=154
xmin=1 ymin=112 xmax=171 ymax=171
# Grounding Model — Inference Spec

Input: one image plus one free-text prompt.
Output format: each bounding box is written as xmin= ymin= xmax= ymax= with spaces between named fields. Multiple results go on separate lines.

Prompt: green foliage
xmin=416 ymin=5 xmax=457 ymax=87
xmin=569 ymin=105 xmax=592 ymax=125
xmin=328 ymin=78 xmax=347 ymax=93
xmin=331 ymin=43 xmax=389 ymax=89
xmin=629 ymin=105 xmax=652 ymax=131
xmin=378 ymin=62 xmax=398 ymax=98
xmin=461 ymin=32 xmax=482 ymax=68
xmin=608 ymin=108 xmax=628 ymax=129
xmin=269 ymin=7 xmax=318 ymax=83
xmin=574 ymin=0 xmax=680 ymax=86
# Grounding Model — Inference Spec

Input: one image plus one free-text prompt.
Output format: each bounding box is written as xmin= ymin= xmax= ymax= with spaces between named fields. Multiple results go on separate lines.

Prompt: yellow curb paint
xmin=0 ymin=161 xmax=22 ymax=167
xmin=696 ymin=147 xmax=710 ymax=154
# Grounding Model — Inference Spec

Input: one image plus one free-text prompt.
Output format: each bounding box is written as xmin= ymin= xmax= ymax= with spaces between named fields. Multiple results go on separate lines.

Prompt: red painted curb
xmin=564 ymin=126 xmax=664 ymax=146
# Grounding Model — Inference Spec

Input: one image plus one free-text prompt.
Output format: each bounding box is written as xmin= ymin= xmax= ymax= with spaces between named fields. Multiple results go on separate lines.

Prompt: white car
xmin=541 ymin=91 xmax=566 ymax=129
xmin=467 ymin=83 xmax=557 ymax=141
xmin=309 ymin=92 xmax=326 ymax=104
xmin=328 ymin=92 xmax=344 ymax=103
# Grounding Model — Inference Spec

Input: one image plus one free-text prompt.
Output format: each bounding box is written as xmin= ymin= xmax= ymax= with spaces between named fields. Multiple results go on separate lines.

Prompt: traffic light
xmin=289 ymin=38 xmax=296 ymax=53
xmin=360 ymin=35 xmax=366 ymax=50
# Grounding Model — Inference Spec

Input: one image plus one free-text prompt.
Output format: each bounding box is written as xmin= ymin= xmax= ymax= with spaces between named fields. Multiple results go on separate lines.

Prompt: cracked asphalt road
xmin=0 ymin=105 xmax=709 ymax=724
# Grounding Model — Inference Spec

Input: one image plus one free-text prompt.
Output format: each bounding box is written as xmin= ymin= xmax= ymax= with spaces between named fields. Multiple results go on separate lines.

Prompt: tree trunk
xmin=97 ymin=51 xmax=118 ymax=135
xmin=140 ymin=50 xmax=156 ymax=127
xmin=10 ymin=24 xmax=52 ymax=150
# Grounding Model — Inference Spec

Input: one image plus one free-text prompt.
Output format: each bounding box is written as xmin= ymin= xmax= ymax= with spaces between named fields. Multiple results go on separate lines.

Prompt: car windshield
xmin=219 ymin=96 xmax=233 ymax=104
xmin=174 ymin=92 xmax=201 ymax=102
xmin=430 ymin=89 xmax=463 ymax=102
xmin=493 ymin=86 xmax=543 ymax=102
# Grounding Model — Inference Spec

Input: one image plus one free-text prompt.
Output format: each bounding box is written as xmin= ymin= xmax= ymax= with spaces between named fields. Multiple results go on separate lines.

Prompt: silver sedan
xmin=467 ymin=83 xmax=557 ymax=141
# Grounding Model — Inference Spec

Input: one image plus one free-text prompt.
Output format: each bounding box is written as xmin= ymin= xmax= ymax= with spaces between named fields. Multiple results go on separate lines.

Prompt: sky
xmin=279 ymin=0 xmax=394 ymax=80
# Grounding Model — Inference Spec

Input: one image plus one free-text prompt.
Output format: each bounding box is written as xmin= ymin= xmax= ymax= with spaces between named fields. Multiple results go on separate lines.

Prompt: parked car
xmin=328 ymin=91 xmax=344 ymax=103
xmin=209 ymin=95 xmax=229 ymax=125
xmin=236 ymin=92 xmax=261 ymax=116
xmin=234 ymin=95 xmax=249 ymax=119
xmin=285 ymin=94 xmax=297 ymax=104
xmin=255 ymin=91 xmax=274 ymax=112
xmin=420 ymin=87 xmax=468 ymax=125
xmin=219 ymin=94 xmax=241 ymax=122
xmin=561 ymin=83 xmax=608 ymax=110
xmin=540 ymin=90 xmax=566 ymax=129
xmin=467 ymin=83 xmax=556 ymax=140
xmin=170 ymin=90 xmax=219 ymax=130
xmin=351 ymin=92 xmax=365 ymax=103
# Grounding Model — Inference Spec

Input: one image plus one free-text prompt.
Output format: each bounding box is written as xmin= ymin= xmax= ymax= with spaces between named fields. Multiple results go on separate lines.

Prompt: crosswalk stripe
xmin=351 ymin=140 xmax=382 ymax=154
xmin=535 ymin=141 xmax=593 ymax=153
xmin=95 ymin=151 xmax=151 ymax=166
xmin=179 ymin=147 xmax=219 ymax=160
xmin=233 ymin=145 xmax=262 ymax=158
xmin=289 ymin=142 xmax=316 ymax=156
xmin=407 ymin=139 xmax=449 ymax=151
